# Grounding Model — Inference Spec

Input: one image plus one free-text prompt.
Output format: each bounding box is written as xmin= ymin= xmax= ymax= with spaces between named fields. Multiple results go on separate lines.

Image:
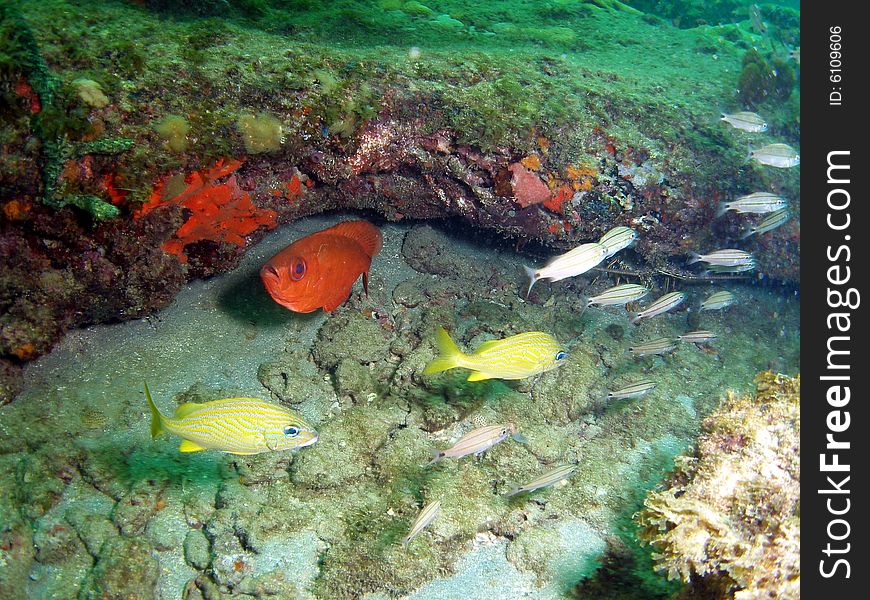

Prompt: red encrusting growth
xmin=13 ymin=79 xmax=41 ymax=114
xmin=137 ymin=158 xmax=277 ymax=263
xmin=543 ymin=184 xmax=573 ymax=215
xmin=102 ymin=172 xmax=129 ymax=205
xmin=508 ymin=162 xmax=551 ymax=208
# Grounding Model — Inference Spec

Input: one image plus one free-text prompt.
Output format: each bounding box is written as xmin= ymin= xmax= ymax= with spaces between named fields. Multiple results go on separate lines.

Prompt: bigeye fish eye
xmin=289 ymin=258 xmax=306 ymax=281
xmin=283 ymin=426 xmax=300 ymax=437
xmin=555 ymin=351 xmax=567 ymax=361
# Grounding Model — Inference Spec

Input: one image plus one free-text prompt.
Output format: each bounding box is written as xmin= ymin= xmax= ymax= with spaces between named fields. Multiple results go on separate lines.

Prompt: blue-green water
xmin=0 ymin=1 xmax=799 ymax=598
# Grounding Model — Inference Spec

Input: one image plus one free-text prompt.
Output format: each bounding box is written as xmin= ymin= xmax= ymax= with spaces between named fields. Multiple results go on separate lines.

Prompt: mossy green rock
xmin=87 ymin=537 xmax=160 ymax=598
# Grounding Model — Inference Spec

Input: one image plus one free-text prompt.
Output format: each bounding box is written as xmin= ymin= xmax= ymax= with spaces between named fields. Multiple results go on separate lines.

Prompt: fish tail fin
xmin=687 ymin=252 xmax=702 ymax=265
xmin=746 ymin=143 xmax=754 ymax=163
xmin=503 ymin=485 xmax=521 ymax=498
xmin=401 ymin=535 xmax=412 ymax=547
xmin=628 ymin=311 xmax=641 ymax=324
xmin=144 ymin=381 xmax=166 ymax=439
xmin=422 ymin=327 xmax=463 ymax=375
xmin=426 ymin=449 xmax=444 ymax=467
xmin=715 ymin=202 xmax=729 ymax=217
xmin=362 ymin=270 xmax=370 ymax=297
xmin=578 ymin=295 xmax=590 ymax=319
xmin=739 ymin=225 xmax=755 ymax=240
xmin=523 ymin=265 xmax=538 ymax=298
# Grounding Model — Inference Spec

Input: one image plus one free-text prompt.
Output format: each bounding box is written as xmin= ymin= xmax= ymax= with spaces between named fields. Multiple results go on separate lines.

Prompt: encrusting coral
xmin=635 ymin=371 xmax=800 ymax=599
xmin=137 ymin=158 xmax=277 ymax=263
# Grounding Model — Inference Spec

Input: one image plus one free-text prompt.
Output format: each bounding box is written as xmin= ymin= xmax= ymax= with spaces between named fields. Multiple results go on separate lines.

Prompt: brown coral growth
xmin=636 ymin=371 xmax=800 ymax=599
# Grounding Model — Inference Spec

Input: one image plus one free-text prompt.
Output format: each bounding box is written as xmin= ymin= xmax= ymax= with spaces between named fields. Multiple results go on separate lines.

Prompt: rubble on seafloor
xmin=635 ymin=371 xmax=800 ymax=599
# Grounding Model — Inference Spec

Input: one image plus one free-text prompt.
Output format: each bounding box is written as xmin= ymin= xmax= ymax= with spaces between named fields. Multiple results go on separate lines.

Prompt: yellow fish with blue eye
xmin=145 ymin=382 xmax=318 ymax=455
xmin=422 ymin=327 xmax=567 ymax=381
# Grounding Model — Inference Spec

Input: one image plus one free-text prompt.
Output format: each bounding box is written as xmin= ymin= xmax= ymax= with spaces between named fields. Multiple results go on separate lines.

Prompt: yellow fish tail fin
xmin=423 ymin=327 xmax=464 ymax=375
xmin=144 ymin=381 xmax=166 ymax=439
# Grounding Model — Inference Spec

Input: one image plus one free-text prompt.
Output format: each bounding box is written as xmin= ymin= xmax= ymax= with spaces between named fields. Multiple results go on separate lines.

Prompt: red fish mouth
xmin=261 ymin=264 xmax=280 ymax=281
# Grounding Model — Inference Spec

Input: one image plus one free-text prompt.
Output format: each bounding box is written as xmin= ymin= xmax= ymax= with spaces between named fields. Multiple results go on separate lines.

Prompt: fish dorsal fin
xmin=474 ymin=339 xmax=502 ymax=353
xmin=173 ymin=403 xmax=202 ymax=419
xmin=179 ymin=439 xmax=207 ymax=452
xmin=467 ymin=371 xmax=493 ymax=382
xmin=328 ymin=221 xmax=383 ymax=257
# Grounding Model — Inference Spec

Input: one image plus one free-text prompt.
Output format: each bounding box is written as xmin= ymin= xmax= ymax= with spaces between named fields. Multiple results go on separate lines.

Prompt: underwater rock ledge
xmin=1 ymin=1 xmax=799 ymax=395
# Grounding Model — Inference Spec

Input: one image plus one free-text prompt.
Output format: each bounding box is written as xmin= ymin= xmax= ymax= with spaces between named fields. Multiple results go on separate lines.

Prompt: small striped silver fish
xmin=145 ymin=382 xmax=318 ymax=455
xmin=524 ymin=242 xmax=608 ymax=296
xmin=586 ymin=283 xmax=650 ymax=308
xmin=504 ymin=463 xmax=577 ymax=497
xmin=705 ymin=262 xmax=756 ymax=274
xmin=717 ymin=192 xmax=787 ymax=216
xmin=677 ymin=330 xmax=718 ymax=344
xmin=688 ymin=249 xmax=754 ymax=267
xmin=402 ymin=500 xmax=441 ymax=546
xmin=629 ymin=291 xmax=685 ymax=323
xmin=740 ymin=209 xmax=791 ymax=239
xmin=700 ymin=291 xmax=736 ymax=311
xmin=423 ymin=327 xmax=566 ymax=381
xmin=606 ymin=379 xmax=657 ymax=400
xmin=429 ymin=424 xmax=520 ymax=465
xmin=628 ymin=338 xmax=677 ymax=357
xmin=721 ymin=111 xmax=768 ymax=132
xmin=598 ymin=226 xmax=637 ymax=258
xmin=750 ymin=143 xmax=800 ymax=168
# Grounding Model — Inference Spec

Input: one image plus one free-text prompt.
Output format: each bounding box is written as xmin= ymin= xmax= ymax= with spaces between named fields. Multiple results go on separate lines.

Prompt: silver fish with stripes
xmin=145 ymin=382 xmax=318 ymax=455
xmin=750 ymin=143 xmax=800 ymax=168
xmin=429 ymin=424 xmax=522 ymax=465
xmin=586 ymin=283 xmax=650 ymax=308
xmin=628 ymin=338 xmax=677 ymax=357
xmin=504 ymin=463 xmax=577 ymax=497
xmin=700 ymin=291 xmax=735 ymax=311
xmin=524 ymin=242 xmax=608 ymax=296
xmin=606 ymin=379 xmax=657 ymax=400
xmin=677 ymin=330 xmax=718 ymax=344
xmin=628 ymin=291 xmax=685 ymax=323
xmin=598 ymin=226 xmax=638 ymax=258
xmin=705 ymin=262 xmax=756 ymax=274
xmin=740 ymin=209 xmax=791 ymax=239
xmin=688 ymin=249 xmax=754 ymax=267
xmin=717 ymin=192 xmax=787 ymax=216
xmin=402 ymin=499 xmax=442 ymax=546
xmin=720 ymin=111 xmax=768 ymax=132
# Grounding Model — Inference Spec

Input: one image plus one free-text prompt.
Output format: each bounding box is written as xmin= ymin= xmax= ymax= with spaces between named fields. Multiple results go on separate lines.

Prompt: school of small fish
xmin=141 ymin=85 xmax=797 ymax=549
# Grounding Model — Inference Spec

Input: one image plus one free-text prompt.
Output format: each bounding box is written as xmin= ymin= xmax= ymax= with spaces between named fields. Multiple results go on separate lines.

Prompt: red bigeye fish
xmin=260 ymin=220 xmax=382 ymax=313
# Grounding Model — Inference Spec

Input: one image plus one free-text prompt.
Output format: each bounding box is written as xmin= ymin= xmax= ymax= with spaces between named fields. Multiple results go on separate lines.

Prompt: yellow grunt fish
xmin=145 ymin=382 xmax=318 ymax=455
xmin=422 ymin=327 xmax=567 ymax=381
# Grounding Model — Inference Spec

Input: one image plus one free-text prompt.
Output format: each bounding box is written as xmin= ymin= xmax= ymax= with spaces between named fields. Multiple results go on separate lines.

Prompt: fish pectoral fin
xmin=173 ymin=402 xmax=202 ymax=419
xmin=466 ymin=371 xmax=493 ymax=382
xmin=179 ymin=439 xmax=207 ymax=453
